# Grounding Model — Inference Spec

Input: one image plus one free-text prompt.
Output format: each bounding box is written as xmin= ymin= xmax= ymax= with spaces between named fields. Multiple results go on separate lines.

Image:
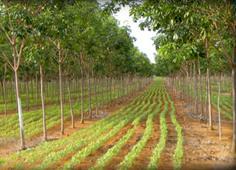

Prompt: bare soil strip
xmin=49 ymin=124 xmax=132 ymax=169
xmin=131 ymin=112 xmax=160 ymax=170
xmin=74 ymin=124 xmax=134 ymax=170
xmin=158 ymin=109 xmax=177 ymax=170
xmin=104 ymin=122 xmax=146 ymax=170
xmin=171 ymin=91 xmax=236 ymax=170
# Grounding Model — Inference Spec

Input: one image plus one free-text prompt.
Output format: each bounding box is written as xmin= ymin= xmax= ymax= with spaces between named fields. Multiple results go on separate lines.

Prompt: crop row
xmin=1 ymin=79 xmax=184 ymax=170
xmin=0 ymin=81 xmax=158 ymax=169
xmin=62 ymin=85 xmax=159 ymax=169
xmin=167 ymin=94 xmax=184 ymax=170
xmin=148 ymin=92 xmax=168 ymax=170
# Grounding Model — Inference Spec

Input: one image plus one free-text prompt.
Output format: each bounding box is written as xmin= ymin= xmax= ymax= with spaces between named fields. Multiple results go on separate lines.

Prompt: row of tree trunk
xmin=0 ymin=71 xmax=151 ymax=149
xmin=0 ymin=76 xmax=147 ymax=114
xmin=165 ymin=62 xmax=232 ymax=147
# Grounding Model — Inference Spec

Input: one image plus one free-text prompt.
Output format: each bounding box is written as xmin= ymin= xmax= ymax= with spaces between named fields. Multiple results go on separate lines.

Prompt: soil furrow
xmin=171 ymin=90 xmax=236 ymax=170
xmin=74 ymin=124 xmax=133 ymax=170
xmin=131 ymin=113 xmax=160 ymax=170
xmin=158 ymin=106 xmax=177 ymax=170
xmin=104 ymin=122 xmax=146 ymax=170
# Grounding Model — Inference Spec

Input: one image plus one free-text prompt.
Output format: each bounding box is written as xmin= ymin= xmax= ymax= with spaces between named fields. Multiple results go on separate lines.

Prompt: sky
xmin=112 ymin=6 xmax=157 ymax=63
xmin=97 ymin=0 xmax=157 ymax=63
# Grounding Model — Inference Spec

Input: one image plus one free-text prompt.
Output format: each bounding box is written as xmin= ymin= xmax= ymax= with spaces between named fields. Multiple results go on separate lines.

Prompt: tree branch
xmin=0 ymin=26 xmax=14 ymax=45
xmin=1 ymin=52 xmax=14 ymax=70
xmin=15 ymin=39 xmax=25 ymax=70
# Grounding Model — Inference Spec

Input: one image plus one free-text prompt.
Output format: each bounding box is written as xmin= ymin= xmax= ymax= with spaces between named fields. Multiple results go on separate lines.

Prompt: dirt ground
xmin=170 ymin=91 xmax=236 ymax=170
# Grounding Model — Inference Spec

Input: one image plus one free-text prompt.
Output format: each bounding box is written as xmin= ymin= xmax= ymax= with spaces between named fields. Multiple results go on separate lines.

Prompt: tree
xmin=0 ymin=3 xmax=34 ymax=149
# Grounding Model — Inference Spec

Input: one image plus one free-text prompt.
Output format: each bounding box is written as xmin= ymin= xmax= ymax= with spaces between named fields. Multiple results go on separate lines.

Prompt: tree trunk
xmin=205 ymin=38 xmax=213 ymax=129
xmin=35 ymin=73 xmax=38 ymax=105
xmin=80 ymin=75 xmax=84 ymax=124
xmin=194 ymin=61 xmax=199 ymax=115
xmin=3 ymin=64 xmax=7 ymax=116
xmin=205 ymin=75 xmax=208 ymax=117
xmin=110 ymin=77 xmax=112 ymax=100
xmin=80 ymin=53 xmax=85 ymax=124
xmin=94 ymin=77 xmax=98 ymax=116
xmin=106 ymin=77 xmax=109 ymax=102
xmin=14 ymin=69 xmax=25 ymax=149
xmin=67 ymin=79 xmax=74 ymax=128
xmin=58 ymin=44 xmax=64 ymax=135
xmin=30 ymin=79 xmax=33 ymax=105
xmin=59 ymin=61 xmax=64 ymax=135
xmin=40 ymin=65 xmax=47 ymax=141
xmin=198 ymin=57 xmax=204 ymax=117
xmin=122 ymin=76 xmax=125 ymax=96
xmin=232 ymin=32 xmax=236 ymax=152
xmin=101 ymin=78 xmax=104 ymax=104
xmin=26 ymin=78 xmax=30 ymax=111
xmin=11 ymin=79 xmax=14 ymax=103
xmin=88 ymin=73 xmax=92 ymax=119
xmin=218 ymin=73 xmax=222 ymax=140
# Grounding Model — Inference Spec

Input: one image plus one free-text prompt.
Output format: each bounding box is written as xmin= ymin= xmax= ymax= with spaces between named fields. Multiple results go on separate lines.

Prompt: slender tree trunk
xmin=198 ymin=57 xmax=204 ymax=117
xmin=101 ymin=77 xmax=104 ymax=104
xmin=94 ymin=77 xmax=98 ymax=116
xmin=30 ymin=79 xmax=33 ymax=104
xmin=117 ymin=78 xmax=120 ymax=98
xmin=88 ymin=73 xmax=92 ymax=119
xmin=186 ymin=66 xmax=190 ymax=101
xmin=35 ymin=73 xmax=38 ymax=105
xmin=194 ymin=61 xmax=199 ymax=115
xmin=67 ymin=79 xmax=74 ymax=128
xmin=3 ymin=64 xmax=7 ymax=116
xmin=14 ymin=69 xmax=25 ymax=149
xmin=126 ymin=77 xmax=128 ymax=95
xmin=218 ymin=73 xmax=222 ymax=140
xmin=122 ymin=76 xmax=125 ymax=96
xmin=59 ymin=61 xmax=64 ymax=135
xmin=58 ymin=44 xmax=64 ymax=135
xmin=2 ymin=81 xmax=7 ymax=116
xmin=11 ymin=79 xmax=14 ymax=103
xmin=40 ymin=65 xmax=47 ymax=141
xmin=110 ymin=77 xmax=112 ymax=100
xmin=80 ymin=75 xmax=84 ymax=123
xmin=106 ymin=77 xmax=109 ymax=102
xmin=205 ymin=75 xmax=208 ymax=117
xmin=232 ymin=28 xmax=236 ymax=152
xmin=26 ymin=78 xmax=29 ymax=111
xmin=205 ymin=38 xmax=213 ymax=129
xmin=80 ymin=53 xmax=85 ymax=124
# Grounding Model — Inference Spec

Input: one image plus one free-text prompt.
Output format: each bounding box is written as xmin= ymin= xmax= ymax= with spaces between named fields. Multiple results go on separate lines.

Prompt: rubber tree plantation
xmin=0 ymin=0 xmax=235 ymax=170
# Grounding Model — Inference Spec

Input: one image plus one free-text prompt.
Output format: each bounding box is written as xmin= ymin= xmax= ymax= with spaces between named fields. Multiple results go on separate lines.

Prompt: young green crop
xmin=90 ymin=128 xmax=135 ymax=170
xmin=90 ymin=90 xmax=162 ymax=170
xmin=167 ymin=94 xmax=184 ymax=170
xmin=37 ymin=91 xmax=155 ymax=169
xmin=148 ymin=93 xmax=168 ymax=170
xmin=0 ymin=87 xmax=134 ymax=139
xmin=62 ymin=88 xmax=158 ymax=170
xmin=1 ymin=81 xmax=156 ymax=169
xmin=13 ymin=93 xmax=152 ymax=168
xmin=117 ymin=91 xmax=163 ymax=170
